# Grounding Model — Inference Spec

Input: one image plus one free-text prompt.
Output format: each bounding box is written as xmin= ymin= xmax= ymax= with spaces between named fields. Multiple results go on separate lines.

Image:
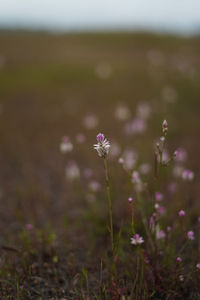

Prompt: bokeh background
xmin=0 ymin=1 xmax=200 ymax=297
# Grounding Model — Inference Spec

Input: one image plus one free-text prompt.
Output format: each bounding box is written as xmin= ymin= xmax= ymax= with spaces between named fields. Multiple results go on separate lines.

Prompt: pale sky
xmin=0 ymin=0 xmax=200 ymax=33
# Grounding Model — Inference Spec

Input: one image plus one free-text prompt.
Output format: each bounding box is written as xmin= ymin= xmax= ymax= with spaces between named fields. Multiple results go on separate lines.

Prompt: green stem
xmin=103 ymin=158 xmax=114 ymax=255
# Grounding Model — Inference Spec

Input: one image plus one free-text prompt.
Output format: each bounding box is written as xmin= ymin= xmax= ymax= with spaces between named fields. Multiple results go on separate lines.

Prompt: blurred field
xmin=0 ymin=31 xmax=200 ymax=298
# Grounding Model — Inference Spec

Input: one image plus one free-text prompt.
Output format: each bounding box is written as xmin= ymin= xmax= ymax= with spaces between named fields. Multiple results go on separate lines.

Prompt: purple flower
xmin=175 ymin=148 xmax=187 ymax=162
xmin=94 ymin=133 xmax=110 ymax=158
xmin=155 ymin=192 xmax=164 ymax=202
xmin=178 ymin=210 xmax=186 ymax=217
xmin=182 ymin=169 xmax=194 ymax=181
xmin=130 ymin=234 xmax=144 ymax=245
xmin=156 ymin=230 xmax=166 ymax=240
xmin=187 ymin=230 xmax=195 ymax=240
xmin=176 ymin=257 xmax=182 ymax=262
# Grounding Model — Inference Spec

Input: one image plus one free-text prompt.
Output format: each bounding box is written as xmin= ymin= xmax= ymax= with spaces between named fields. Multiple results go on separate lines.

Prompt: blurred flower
xmin=95 ymin=62 xmax=112 ymax=80
xmin=60 ymin=136 xmax=73 ymax=153
xmin=128 ymin=197 xmax=133 ymax=204
xmin=130 ymin=234 xmax=144 ymax=245
xmin=76 ymin=133 xmax=86 ymax=143
xmin=123 ymin=149 xmax=138 ymax=170
xmin=178 ymin=210 xmax=186 ymax=217
xmin=132 ymin=171 xmax=140 ymax=184
xmin=115 ymin=105 xmax=131 ymax=121
xmin=155 ymin=192 xmax=164 ymax=202
xmin=83 ymin=168 xmax=93 ymax=179
xmin=26 ymin=223 xmax=33 ymax=230
xmin=156 ymin=226 xmax=166 ymax=240
xmin=167 ymin=226 xmax=172 ymax=232
xmin=179 ymin=275 xmax=184 ymax=282
xmin=65 ymin=161 xmax=80 ymax=180
xmin=94 ymin=133 xmax=110 ymax=158
xmin=83 ymin=113 xmax=98 ymax=129
xmin=157 ymin=205 xmax=166 ymax=216
xmin=187 ymin=230 xmax=195 ymax=240
xmin=175 ymin=148 xmax=187 ymax=162
xmin=139 ymin=163 xmax=151 ymax=175
xmin=176 ymin=257 xmax=182 ymax=262
xmin=168 ymin=182 xmax=177 ymax=193
xmin=118 ymin=157 xmax=124 ymax=164
xmin=173 ymin=165 xmax=184 ymax=178
xmin=182 ymin=169 xmax=194 ymax=181
xmin=89 ymin=180 xmax=101 ymax=192
xmin=132 ymin=117 xmax=147 ymax=134
xmin=196 ymin=263 xmax=200 ymax=269
xmin=136 ymin=102 xmax=151 ymax=120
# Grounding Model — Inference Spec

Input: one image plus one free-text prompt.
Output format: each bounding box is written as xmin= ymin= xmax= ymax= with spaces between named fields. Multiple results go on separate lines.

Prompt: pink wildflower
xmin=130 ymin=234 xmax=144 ymax=245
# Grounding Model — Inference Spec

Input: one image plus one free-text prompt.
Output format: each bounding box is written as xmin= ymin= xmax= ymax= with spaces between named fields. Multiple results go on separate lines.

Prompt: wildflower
xmin=132 ymin=171 xmax=140 ymax=184
xmin=115 ymin=105 xmax=131 ymax=121
xmin=167 ymin=226 xmax=172 ymax=232
xmin=156 ymin=226 xmax=166 ymax=240
xmin=65 ymin=161 xmax=80 ymax=180
xmin=187 ymin=230 xmax=195 ymax=240
xmin=60 ymin=136 xmax=73 ymax=153
xmin=139 ymin=163 xmax=151 ymax=175
xmin=130 ymin=234 xmax=144 ymax=245
xmin=179 ymin=275 xmax=184 ymax=282
xmin=175 ymin=148 xmax=187 ymax=162
xmin=182 ymin=169 xmax=194 ymax=181
xmin=93 ymin=133 xmax=110 ymax=158
xmin=196 ymin=263 xmax=200 ymax=269
xmin=176 ymin=257 xmax=182 ymax=262
xmin=178 ymin=210 xmax=186 ymax=217
xmin=160 ymin=136 xmax=165 ymax=142
xmin=155 ymin=191 xmax=164 ymax=202
xmin=128 ymin=197 xmax=133 ymax=204
xmin=76 ymin=133 xmax=86 ymax=143
xmin=118 ymin=157 xmax=124 ymax=164
xmin=88 ymin=180 xmax=101 ymax=192
xmin=83 ymin=113 xmax=98 ymax=129
xmin=123 ymin=149 xmax=138 ymax=170
xmin=83 ymin=168 xmax=93 ymax=179
xmin=131 ymin=117 xmax=147 ymax=134
xmin=162 ymin=119 xmax=168 ymax=134
xmin=157 ymin=205 xmax=166 ymax=216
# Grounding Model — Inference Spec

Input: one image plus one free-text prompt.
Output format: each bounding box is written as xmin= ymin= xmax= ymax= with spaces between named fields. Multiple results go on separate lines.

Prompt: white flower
xmin=60 ymin=136 xmax=73 ymax=153
xmin=93 ymin=133 xmax=110 ymax=158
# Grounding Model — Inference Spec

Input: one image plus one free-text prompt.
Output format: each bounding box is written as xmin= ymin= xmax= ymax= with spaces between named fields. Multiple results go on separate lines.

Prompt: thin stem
xmin=103 ymin=158 xmax=114 ymax=255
